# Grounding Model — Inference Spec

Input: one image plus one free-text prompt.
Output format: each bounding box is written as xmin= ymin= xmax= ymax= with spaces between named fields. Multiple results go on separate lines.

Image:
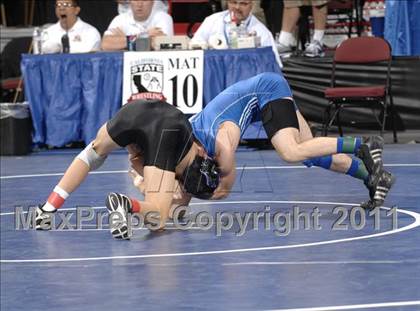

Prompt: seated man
xmin=191 ymin=0 xmax=282 ymax=67
xmin=277 ymin=0 xmax=329 ymax=57
xmin=115 ymin=73 xmax=395 ymax=240
xmin=36 ymin=100 xmax=219 ymax=239
xmin=102 ymin=0 xmax=174 ymax=51
xmin=42 ymin=0 xmax=101 ymax=53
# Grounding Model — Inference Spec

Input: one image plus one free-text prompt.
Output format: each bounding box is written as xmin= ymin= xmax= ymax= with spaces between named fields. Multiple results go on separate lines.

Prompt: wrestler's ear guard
xmin=180 ymin=156 xmax=220 ymax=200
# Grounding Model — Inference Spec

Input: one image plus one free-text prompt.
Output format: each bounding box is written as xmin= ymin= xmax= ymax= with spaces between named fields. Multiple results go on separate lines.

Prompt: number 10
xmin=169 ymin=74 xmax=198 ymax=108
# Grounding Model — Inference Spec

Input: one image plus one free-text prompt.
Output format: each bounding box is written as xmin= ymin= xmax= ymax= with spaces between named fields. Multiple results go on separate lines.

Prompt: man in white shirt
xmin=42 ymin=0 xmax=101 ymax=54
xmin=192 ymin=0 xmax=282 ymax=67
xmin=102 ymin=0 xmax=174 ymax=51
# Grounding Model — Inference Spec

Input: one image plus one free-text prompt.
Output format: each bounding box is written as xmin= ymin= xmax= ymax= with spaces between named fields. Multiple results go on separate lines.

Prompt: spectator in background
xmin=191 ymin=0 xmax=282 ymax=67
xmin=42 ymin=0 xmax=101 ymax=54
xmin=261 ymin=0 xmax=284 ymax=36
xmin=363 ymin=0 xmax=385 ymax=37
xmin=277 ymin=0 xmax=329 ymax=57
xmin=102 ymin=0 xmax=174 ymax=51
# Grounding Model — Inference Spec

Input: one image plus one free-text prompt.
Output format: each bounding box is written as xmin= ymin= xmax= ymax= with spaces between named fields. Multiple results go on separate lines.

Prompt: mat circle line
xmin=1 ymin=201 xmax=419 ymax=263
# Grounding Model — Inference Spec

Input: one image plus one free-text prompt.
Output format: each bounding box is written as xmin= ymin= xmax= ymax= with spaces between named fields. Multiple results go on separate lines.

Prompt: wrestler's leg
xmin=36 ymin=124 xmax=120 ymax=229
xmin=264 ymin=99 xmax=393 ymax=207
xmin=263 ymin=100 xmax=382 ymax=173
xmin=42 ymin=124 xmax=119 ymax=212
xmin=296 ymin=111 xmax=369 ymax=181
xmin=106 ymin=166 xmax=176 ymax=239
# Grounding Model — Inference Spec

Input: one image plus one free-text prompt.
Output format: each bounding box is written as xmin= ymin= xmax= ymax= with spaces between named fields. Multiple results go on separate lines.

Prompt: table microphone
xmin=61 ymin=14 xmax=70 ymax=53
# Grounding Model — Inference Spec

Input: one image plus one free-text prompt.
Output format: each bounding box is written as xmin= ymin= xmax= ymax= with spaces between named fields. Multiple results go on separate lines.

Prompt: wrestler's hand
xmin=210 ymin=185 xmax=229 ymax=200
xmin=148 ymin=27 xmax=165 ymax=37
xmin=129 ymin=168 xmax=145 ymax=195
xmin=171 ymin=180 xmax=192 ymax=206
xmin=110 ymin=27 xmax=126 ymax=37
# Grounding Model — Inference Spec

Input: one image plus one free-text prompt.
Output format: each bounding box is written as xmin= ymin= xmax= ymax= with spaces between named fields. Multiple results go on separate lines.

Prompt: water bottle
xmin=126 ymin=35 xmax=137 ymax=51
xmin=228 ymin=25 xmax=238 ymax=49
xmin=228 ymin=11 xmax=239 ymax=49
xmin=32 ymin=27 xmax=42 ymax=55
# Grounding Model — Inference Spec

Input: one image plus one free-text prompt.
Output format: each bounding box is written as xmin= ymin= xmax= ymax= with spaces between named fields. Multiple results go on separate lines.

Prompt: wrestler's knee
xmin=275 ymin=144 xmax=301 ymax=163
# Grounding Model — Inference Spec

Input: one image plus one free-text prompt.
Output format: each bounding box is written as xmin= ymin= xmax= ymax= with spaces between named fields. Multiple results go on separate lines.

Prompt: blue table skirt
xmin=385 ymin=0 xmax=420 ymax=56
xmin=22 ymin=47 xmax=280 ymax=147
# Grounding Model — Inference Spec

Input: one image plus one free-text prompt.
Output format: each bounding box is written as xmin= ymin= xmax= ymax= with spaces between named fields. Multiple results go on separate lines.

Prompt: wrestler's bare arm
xmin=211 ymin=122 xmax=241 ymax=199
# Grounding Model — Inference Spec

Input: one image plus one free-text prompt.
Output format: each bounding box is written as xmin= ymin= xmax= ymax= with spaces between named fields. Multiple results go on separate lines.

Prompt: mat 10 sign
xmin=122 ymin=50 xmax=204 ymax=114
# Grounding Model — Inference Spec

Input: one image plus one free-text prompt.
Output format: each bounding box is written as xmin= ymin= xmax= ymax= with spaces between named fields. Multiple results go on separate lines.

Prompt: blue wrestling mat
xmin=1 ymin=144 xmax=420 ymax=311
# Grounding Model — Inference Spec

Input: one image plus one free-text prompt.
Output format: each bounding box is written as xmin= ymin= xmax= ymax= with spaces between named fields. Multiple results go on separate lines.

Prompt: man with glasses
xmin=42 ymin=0 xmax=101 ymax=54
xmin=191 ymin=0 xmax=281 ymax=67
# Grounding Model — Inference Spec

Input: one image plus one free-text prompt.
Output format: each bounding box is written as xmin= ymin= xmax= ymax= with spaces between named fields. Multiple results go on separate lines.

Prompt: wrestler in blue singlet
xmin=189 ymin=73 xmax=391 ymax=207
xmin=190 ymin=72 xmax=294 ymax=157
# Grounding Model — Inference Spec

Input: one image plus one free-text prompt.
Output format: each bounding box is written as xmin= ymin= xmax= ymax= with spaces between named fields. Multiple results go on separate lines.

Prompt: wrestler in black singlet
xmin=106 ymin=100 xmax=193 ymax=172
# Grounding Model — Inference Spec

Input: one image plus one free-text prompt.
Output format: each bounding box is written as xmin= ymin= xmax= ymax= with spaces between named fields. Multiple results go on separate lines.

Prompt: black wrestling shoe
xmin=357 ymin=136 xmax=384 ymax=175
xmin=357 ymin=136 xmax=384 ymax=192
xmin=356 ymin=136 xmax=384 ymax=177
xmin=35 ymin=204 xmax=56 ymax=230
xmin=361 ymin=170 xmax=396 ymax=209
xmin=106 ymin=193 xmax=132 ymax=240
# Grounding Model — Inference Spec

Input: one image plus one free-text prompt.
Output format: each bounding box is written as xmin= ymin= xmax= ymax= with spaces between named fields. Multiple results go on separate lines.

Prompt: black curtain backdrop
xmin=171 ymin=1 xmax=222 ymax=23
xmin=3 ymin=0 xmax=118 ymax=34
xmin=282 ymin=56 xmax=420 ymax=130
xmin=3 ymin=1 xmax=226 ymax=34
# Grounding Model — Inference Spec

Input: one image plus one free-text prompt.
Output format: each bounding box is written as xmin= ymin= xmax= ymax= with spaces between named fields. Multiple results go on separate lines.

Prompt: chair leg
xmin=355 ymin=0 xmax=362 ymax=36
xmin=336 ymin=105 xmax=343 ymax=136
xmin=348 ymin=13 xmax=353 ymax=38
xmin=322 ymin=102 xmax=333 ymax=136
xmin=380 ymin=100 xmax=386 ymax=138
xmin=389 ymin=93 xmax=398 ymax=143
xmin=327 ymin=105 xmax=341 ymax=135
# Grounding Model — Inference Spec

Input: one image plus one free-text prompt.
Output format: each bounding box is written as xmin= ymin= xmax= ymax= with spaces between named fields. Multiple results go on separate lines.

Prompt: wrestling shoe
xmin=106 ymin=192 xmax=132 ymax=240
xmin=35 ymin=204 xmax=56 ymax=230
xmin=357 ymin=136 xmax=384 ymax=187
xmin=361 ymin=169 xmax=396 ymax=209
xmin=363 ymin=178 xmax=375 ymax=204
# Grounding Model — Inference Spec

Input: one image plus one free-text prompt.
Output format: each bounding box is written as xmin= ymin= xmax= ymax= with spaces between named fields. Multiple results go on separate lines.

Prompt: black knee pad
xmin=261 ymin=98 xmax=299 ymax=140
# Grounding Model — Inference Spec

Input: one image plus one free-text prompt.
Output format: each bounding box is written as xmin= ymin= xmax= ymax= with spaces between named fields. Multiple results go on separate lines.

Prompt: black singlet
xmin=106 ymin=100 xmax=193 ymax=172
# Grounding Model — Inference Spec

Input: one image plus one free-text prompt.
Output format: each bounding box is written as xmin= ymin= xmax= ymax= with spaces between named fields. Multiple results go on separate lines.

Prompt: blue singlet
xmin=190 ymin=72 xmax=293 ymax=157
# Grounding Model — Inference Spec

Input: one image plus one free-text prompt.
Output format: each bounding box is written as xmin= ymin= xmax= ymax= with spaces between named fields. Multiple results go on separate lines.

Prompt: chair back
xmin=334 ymin=37 xmax=391 ymax=63
xmin=1 ymin=37 xmax=32 ymax=79
xmin=328 ymin=0 xmax=353 ymax=11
